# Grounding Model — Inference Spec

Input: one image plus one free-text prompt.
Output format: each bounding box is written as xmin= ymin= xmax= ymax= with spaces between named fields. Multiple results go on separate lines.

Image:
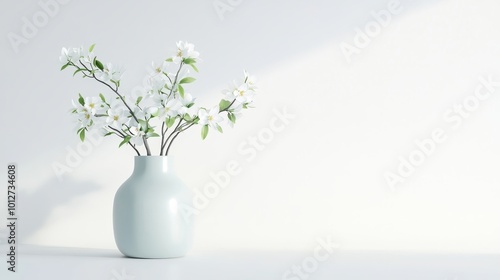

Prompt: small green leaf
xmin=119 ymin=136 xmax=131 ymax=147
xmin=183 ymin=58 xmax=196 ymax=64
xmin=138 ymin=119 xmax=148 ymax=129
xmin=178 ymin=85 xmax=185 ymax=98
xmin=73 ymin=68 xmax=84 ymax=76
xmin=166 ymin=117 xmax=176 ymax=128
xmin=79 ymin=129 xmax=86 ymax=142
xmin=149 ymin=132 xmax=160 ymax=137
xmin=99 ymin=93 xmax=106 ymax=103
xmin=189 ymin=63 xmax=199 ymax=73
xmin=179 ymin=77 xmax=196 ymax=84
xmin=136 ymin=96 xmax=143 ymax=105
xmin=89 ymin=43 xmax=96 ymax=53
xmin=183 ymin=114 xmax=192 ymax=122
xmin=95 ymin=59 xmax=104 ymax=71
xmin=219 ymin=99 xmax=231 ymax=111
xmin=104 ymin=132 xmax=113 ymax=137
xmin=60 ymin=63 xmax=69 ymax=71
xmin=228 ymin=112 xmax=236 ymax=123
xmin=166 ymin=58 xmax=173 ymax=62
xmin=216 ymin=123 xmax=223 ymax=133
xmin=201 ymin=125 xmax=209 ymax=140
xmin=78 ymin=94 xmax=85 ymax=106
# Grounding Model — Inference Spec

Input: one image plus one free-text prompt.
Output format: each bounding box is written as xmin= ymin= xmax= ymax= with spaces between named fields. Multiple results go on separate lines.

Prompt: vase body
xmin=113 ymin=156 xmax=193 ymax=258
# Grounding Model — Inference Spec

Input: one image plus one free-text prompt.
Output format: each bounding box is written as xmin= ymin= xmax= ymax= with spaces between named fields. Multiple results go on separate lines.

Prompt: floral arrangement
xmin=59 ymin=42 xmax=256 ymax=156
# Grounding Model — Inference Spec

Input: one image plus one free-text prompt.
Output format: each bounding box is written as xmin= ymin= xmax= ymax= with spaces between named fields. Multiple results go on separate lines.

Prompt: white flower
xmin=150 ymin=93 xmax=168 ymax=107
xmin=222 ymin=83 xmax=237 ymax=101
xmin=84 ymin=97 xmax=103 ymax=115
xmin=72 ymin=108 xmax=92 ymax=128
xmin=232 ymin=83 xmax=255 ymax=103
xmin=177 ymin=93 xmax=195 ymax=115
xmin=81 ymin=48 xmax=95 ymax=64
xmin=198 ymin=106 xmax=224 ymax=129
xmin=106 ymin=107 xmax=127 ymax=128
xmin=186 ymin=104 xmax=199 ymax=119
xmin=244 ymin=70 xmax=257 ymax=91
xmin=97 ymin=63 xmax=123 ymax=82
xmin=148 ymin=75 xmax=168 ymax=93
xmin=71 ymin=99 xmax=93 ymax=126
xmin=151 ymin=61 xmax=169 ymax=75
xmin=229 ymin=102 xmax=243 ymax=116
xmin=132 ymin=107 xmax=148 ymax=121
xmin=60 ymin=47 xmax=83 ymax=66
xmin=224 ymin=102 xmax=243 ymax=128
xmin=128 ymin=125 xmax=145 ymax=146
xmin=150 ymin=99 xmax=181 ymax=120
xmin=172 ymin=41 xmax=199 ymax=64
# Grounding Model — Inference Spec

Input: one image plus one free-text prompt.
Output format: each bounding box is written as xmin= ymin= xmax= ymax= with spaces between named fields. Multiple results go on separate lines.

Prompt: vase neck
xmin=133 ymin=156 xmax=174 ymax=174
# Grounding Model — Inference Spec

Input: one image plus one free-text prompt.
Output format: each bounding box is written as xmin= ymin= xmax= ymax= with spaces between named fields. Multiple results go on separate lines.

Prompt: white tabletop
xmin=1 ymin=245 xmax=499 ymax=280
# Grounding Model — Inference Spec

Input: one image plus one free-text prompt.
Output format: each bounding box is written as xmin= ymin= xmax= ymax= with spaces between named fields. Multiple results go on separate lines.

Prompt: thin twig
xmin=79 ymin=60 xmax=151 ymax=155
xmin=159 ymin=122 xmax=167 ymax=155
xmin=108 ymin=126 xmax=141 ymax=156
xmin=162 ymin=119 xmax=183 ymax=156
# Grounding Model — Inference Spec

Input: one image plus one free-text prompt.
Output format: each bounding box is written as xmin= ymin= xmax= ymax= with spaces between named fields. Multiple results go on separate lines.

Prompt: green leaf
xmin=78 ymin=94 xmax=85 ymax=106
xmin=179 ymin=77 xmax=196 ymax=84
xmin=189 ymin=63 xmax=199 ymax=73
xmin=79 ymin=129 xmax=86 ymax=142
xmin=88 ymin=43 xmax=96 ymax=53
xmin=178 ymin=85 xmax=185 ymax=98
xmin=219 ymin=99 xmax=231 ymax=111
xmin=136 ymin=96 xmax=143 ymax=105
xmin=166 ymin=117 xmax=176 ymax=128
xmin=183 ymin=114 xmax=192 ymax=122
xmin=216 ymin=123 xmax=223 ymax=133
xmin=228 ymin=112 xmax=236 ymax=123
xmin=104 ymin=132 xmax=113 ymax=137
xmin=201 ymin=125 xmax=209 ymax=140
xmin=99 ymin=93 xmax=106 ymax=103
xmin=119 ymin=136 xmax=131 ymax=147
xmin=60 ymin=63 xmax=69 ymax=71
xmin=183 ymin=58 xmax=199 ymax=72
xmin=138 ymin=119 xmax=148 ymax=129
xmin=95 ymin=59 xmax=104 ymax=71
xmin=183 ymin=58 xmax=196 ymax=64
xmin=149 ymin=132 xmax=160 ymax=137
xmin=166 ymin=58 xmax=173 ymax=62
xmin=73 ymin=68 xmax=84 ymax=76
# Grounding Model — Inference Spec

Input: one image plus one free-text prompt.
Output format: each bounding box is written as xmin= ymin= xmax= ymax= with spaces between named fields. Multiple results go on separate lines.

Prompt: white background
xmin=1 ymin=0 xmax=500 ymax=257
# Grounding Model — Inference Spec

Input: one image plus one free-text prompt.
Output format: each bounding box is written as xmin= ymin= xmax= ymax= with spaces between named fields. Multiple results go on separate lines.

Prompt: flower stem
xmin=108 ymin=126 xmax=141 ymax=156
xmin=165 ymin=131 xmax=182 ymax=156
xmin=162 ymin=119 xmax=183 ymax=156
xmin=159 ymin=121 xmax=167 ymax=155
xmin=79 ymin=60 xmax=151 ymax=155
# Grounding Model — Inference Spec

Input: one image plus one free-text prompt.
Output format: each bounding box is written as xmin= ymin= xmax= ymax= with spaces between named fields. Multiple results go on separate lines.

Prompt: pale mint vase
xmin=113 ymin=156 xmax=193 ymax=258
